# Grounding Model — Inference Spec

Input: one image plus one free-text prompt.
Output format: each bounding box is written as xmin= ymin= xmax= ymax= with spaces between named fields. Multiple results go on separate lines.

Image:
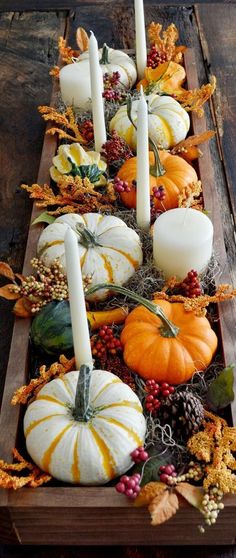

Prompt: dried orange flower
xmin=38 ymin=106 xmax=86 ymax=144
xmin=58 ymin=36 xmax=79 ymax=64
xmin=22 ymin=175 xmax=116 ymax=215
xmin=11 ymin=355 xmax=75 ymax=406
xmin=188 ymin=411 xmax=236 ymax=494
xmin=153 ymin=283 xmax=236 ymax=317
xmin=0 ymin=448 xmax=51 ymax=490
xmin=175 ymin=76 xmax=216 ymax=117
xmin=49 ymin=65 xmax=60 ymax=78
xmin=148 ymin=22 xmax=186 ymax=64
xmin=178 ymin=180 xmax=203 ymax=210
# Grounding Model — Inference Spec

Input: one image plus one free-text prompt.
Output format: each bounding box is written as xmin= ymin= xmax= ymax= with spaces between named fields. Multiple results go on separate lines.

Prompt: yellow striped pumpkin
xmin=24 ymin=367 xmax=146 ymax=485
xmin=37 ymin=213 xmax=143 ymax=301
xmin=109 ymin=93 xmax=190 ymax=150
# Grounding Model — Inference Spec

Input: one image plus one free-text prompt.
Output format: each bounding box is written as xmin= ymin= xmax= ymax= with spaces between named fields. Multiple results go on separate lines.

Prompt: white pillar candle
xmin=136 ymin=88 xmax=150 ymax=231
xmin=89 ymin=32 xmax=107 ymax=152
xmin=59 ymin=61 xmax=91 ymax=110
xmin=134 ymin=0 xmax=147 ymax=79
xmin=153 ymin=208 xmax=213 ymax=279
xmin=64 ymin=228 xmax=93 ymax=370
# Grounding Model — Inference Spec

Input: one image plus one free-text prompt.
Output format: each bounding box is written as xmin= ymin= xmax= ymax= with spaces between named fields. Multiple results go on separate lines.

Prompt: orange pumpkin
xmin=120 ymin=299 xmax=218 ymax=384
xmin=137 ymin=61 xmax=186 ymax=96
xmin=117 ymin=150 xmax=197 ymax=211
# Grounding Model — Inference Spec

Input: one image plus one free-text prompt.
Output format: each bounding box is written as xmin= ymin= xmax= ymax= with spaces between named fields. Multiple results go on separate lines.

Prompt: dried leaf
xmin=76 ymin=27 xmax=89 ymax=52
xmin=171 ymin=131 xmax=215 ymax=161
xmin=13 ymin=297 xmax=32 ymax=318
xmin=135 ymin=481 xmax=166 ymax=507
xmin=175 ymin=483 xmax=204 ymax=510
xmin=0 ymin=262 xmax=15 ymax=281
xmin=0 ymin=284 xmax=20 ymax=300
xmin=148 ymin=490 xmax=179 ymax=526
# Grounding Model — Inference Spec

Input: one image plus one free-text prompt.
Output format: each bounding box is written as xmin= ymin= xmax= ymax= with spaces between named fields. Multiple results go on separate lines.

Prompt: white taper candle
xmin=134 ymin=0 xmax=147 ymax=79
xmin=64 ymin=228 xmax=93 ymax=370
xmin=89 ymin=31 xmax=107 ymax=152
xmin=136 ymin=87 xmax=150 ymax=231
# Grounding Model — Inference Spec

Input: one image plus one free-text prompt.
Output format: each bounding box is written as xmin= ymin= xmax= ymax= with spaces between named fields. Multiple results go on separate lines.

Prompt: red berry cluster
xmin=180 ymin=270 xmax=202 ymax=298
xmin=159 ymin=464 xmax=177 ymax=485
xmin=152 ymin=185 xmax=166 ymax=201
xmin=103 ymin=71 xmax=125 ymax=102
xmin=150 ymin=199 xmax=162 ymax=223
xmin=116 ymin=473 xmax=141 ymax=499
xmin=145 ymin=380 xmax=175 ymax=414
xmin=81 ymin=119 xmax=94 ymax=143
xmin=114 ymin=176 xmax=131 ymax=193
xmin=90 ymin=326 xmax=122 ymax=359
xmin=102 ymin=131 xmax=133 ymax=166
xmin=147 ymin=46 xmax=168 ymax=69
xmin=130 ymin=446 xmax=149 ymax=464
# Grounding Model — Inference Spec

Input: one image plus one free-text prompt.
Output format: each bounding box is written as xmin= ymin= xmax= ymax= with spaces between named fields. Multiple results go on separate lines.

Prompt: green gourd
xmin=30 ymin=300 xmax=73 ymax=355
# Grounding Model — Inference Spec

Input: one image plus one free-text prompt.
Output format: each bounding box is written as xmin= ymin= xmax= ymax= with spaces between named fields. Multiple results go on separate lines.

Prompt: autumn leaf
xmin=13 ymin=297 xmax=32 ymax=318
xmin=149 ymin=490 xmax=179 ymax=526
xmin=0 ymin=284 xmax=20 ymax=300
xmin=175 ymin=483 xmax=204 ymax=510
xmin=0 ymin=262 xmax=15 ymax=281
xmin=76 ymin=27 xmax=89 ymax=52
xmin=134 ymin=481 xmax=166 ymax=507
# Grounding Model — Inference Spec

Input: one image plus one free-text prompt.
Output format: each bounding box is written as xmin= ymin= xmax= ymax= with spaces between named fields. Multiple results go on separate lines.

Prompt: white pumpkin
xmin=37 ymin=213 xmax=143 ymax=301
xmin=24 ymin=366 xmax=146 ymax=485
xmin=59 ymin=44 xmax=137 ymax=110
xmin=109 ymin=93 xmax=190 ymax=150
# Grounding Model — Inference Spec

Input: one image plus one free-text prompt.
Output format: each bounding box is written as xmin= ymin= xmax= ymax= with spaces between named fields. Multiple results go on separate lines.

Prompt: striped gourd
xmin=109 ymin=93 xmax=190 ymax=150
xmin=37 ymin=213 xmax=143 ymax=301
xmin=24 ymin=367 xmax=146 ymax=485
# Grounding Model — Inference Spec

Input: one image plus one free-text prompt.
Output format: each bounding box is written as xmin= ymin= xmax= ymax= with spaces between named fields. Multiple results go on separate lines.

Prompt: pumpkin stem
xmin=149 ymin=138 xmax=166 ymax=178
xmin=126 ymin=96 xmax=165 ymax=178
xmin=100 ymin=43 xmax=109 ymax=65
xmin=75 ymin=224 xmax=102 ymax=248
xmin=74 ymin=364 xmax=93 ymax=422
xmin=86 ymin=284 xmax=179 ymax=338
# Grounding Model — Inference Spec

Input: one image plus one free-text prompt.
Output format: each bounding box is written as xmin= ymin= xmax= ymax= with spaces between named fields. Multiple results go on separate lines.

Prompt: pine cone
xmin=160 ymin=390 xmax=204 ymax=440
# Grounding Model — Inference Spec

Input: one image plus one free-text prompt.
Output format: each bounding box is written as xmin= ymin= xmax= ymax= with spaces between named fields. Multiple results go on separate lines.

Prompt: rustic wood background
xmin=0 ymin=1 xmax=236 ymax=555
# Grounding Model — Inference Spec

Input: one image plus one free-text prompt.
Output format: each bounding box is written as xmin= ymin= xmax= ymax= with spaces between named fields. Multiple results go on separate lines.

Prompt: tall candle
xmin=134 ymin=0 xmax=147 ymax=79
xmin=136 ymin=88 xmax=150 ymax=231
xmin=153 ymin=208 xmax=213 ymax=279
xmin=89 ymin=32 xmax=107 ymax=152
xmin=64 ymin=228 xmax=93 ymax=370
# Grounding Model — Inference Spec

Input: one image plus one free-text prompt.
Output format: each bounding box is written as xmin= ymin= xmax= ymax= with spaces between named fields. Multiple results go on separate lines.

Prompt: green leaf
xmin=132 ymin=446 xmax=173 ymax=487
xmin=32 ymin=212 xmax=56 ymax=226
xmin=207 ymin=364 xmax=235 ymax=411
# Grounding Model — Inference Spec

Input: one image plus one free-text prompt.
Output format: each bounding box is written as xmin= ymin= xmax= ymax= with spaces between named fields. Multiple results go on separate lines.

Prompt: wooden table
xmin=0 ymin=1 xmax=236 ymax=556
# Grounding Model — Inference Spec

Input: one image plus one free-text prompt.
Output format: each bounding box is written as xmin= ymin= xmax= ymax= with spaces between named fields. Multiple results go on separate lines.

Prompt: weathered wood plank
xmin=0 ymin=0 xmax=233 ymax=12
xmin=0 ymin=11 xmax=66 ymax=401
xmin=195 ymin=4 xmax=236 ymax=225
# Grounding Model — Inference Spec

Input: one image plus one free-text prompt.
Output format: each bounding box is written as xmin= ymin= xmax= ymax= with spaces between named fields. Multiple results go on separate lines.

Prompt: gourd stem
xmin=126 ymin=96 xmax=165 ymax=178
xmin=149 ymin=137 xmax=166 ymax=178
xmin=75 ymin=224 xmax=101 ymax=248
xmin=100 ymin=43 xmax=109 ymax=65
xmin=74 ymin=364 xmax=93 ymax=422
xmin=86 ymin=284 xmax=179 ymax=338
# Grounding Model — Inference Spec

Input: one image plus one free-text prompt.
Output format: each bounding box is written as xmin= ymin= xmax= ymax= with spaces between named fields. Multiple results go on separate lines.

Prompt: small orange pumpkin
xmin=120 ymin=299 xmax=218 ymax=384
xmin=117 ymin=149 xmax=197 ymax=211
xmin=137 ymin=61 xmax=186 ymax=96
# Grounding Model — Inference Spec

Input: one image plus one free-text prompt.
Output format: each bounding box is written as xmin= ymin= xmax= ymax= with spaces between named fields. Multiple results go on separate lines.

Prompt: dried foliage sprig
xmin=153 ymin=283 xmax=236 ymax=316
xmin=38 ymin=106 xmax=87 ymax=144
xmin=148 ymin=22 xmax=186 ymax=65
xmin=0 ymin=448 xmax=51 ymax=489
xmin=22 ymin=175 xmax=116 ymax=215
xmin=11 ymin=355 xmax=75 ymax=406
xmin=175 ymin=77 xmax=216 ymax=117
xmin=178 ymin=180 xmax=203 ymax=210
xmin=171 ymin=131 xmax=216 ymax=162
